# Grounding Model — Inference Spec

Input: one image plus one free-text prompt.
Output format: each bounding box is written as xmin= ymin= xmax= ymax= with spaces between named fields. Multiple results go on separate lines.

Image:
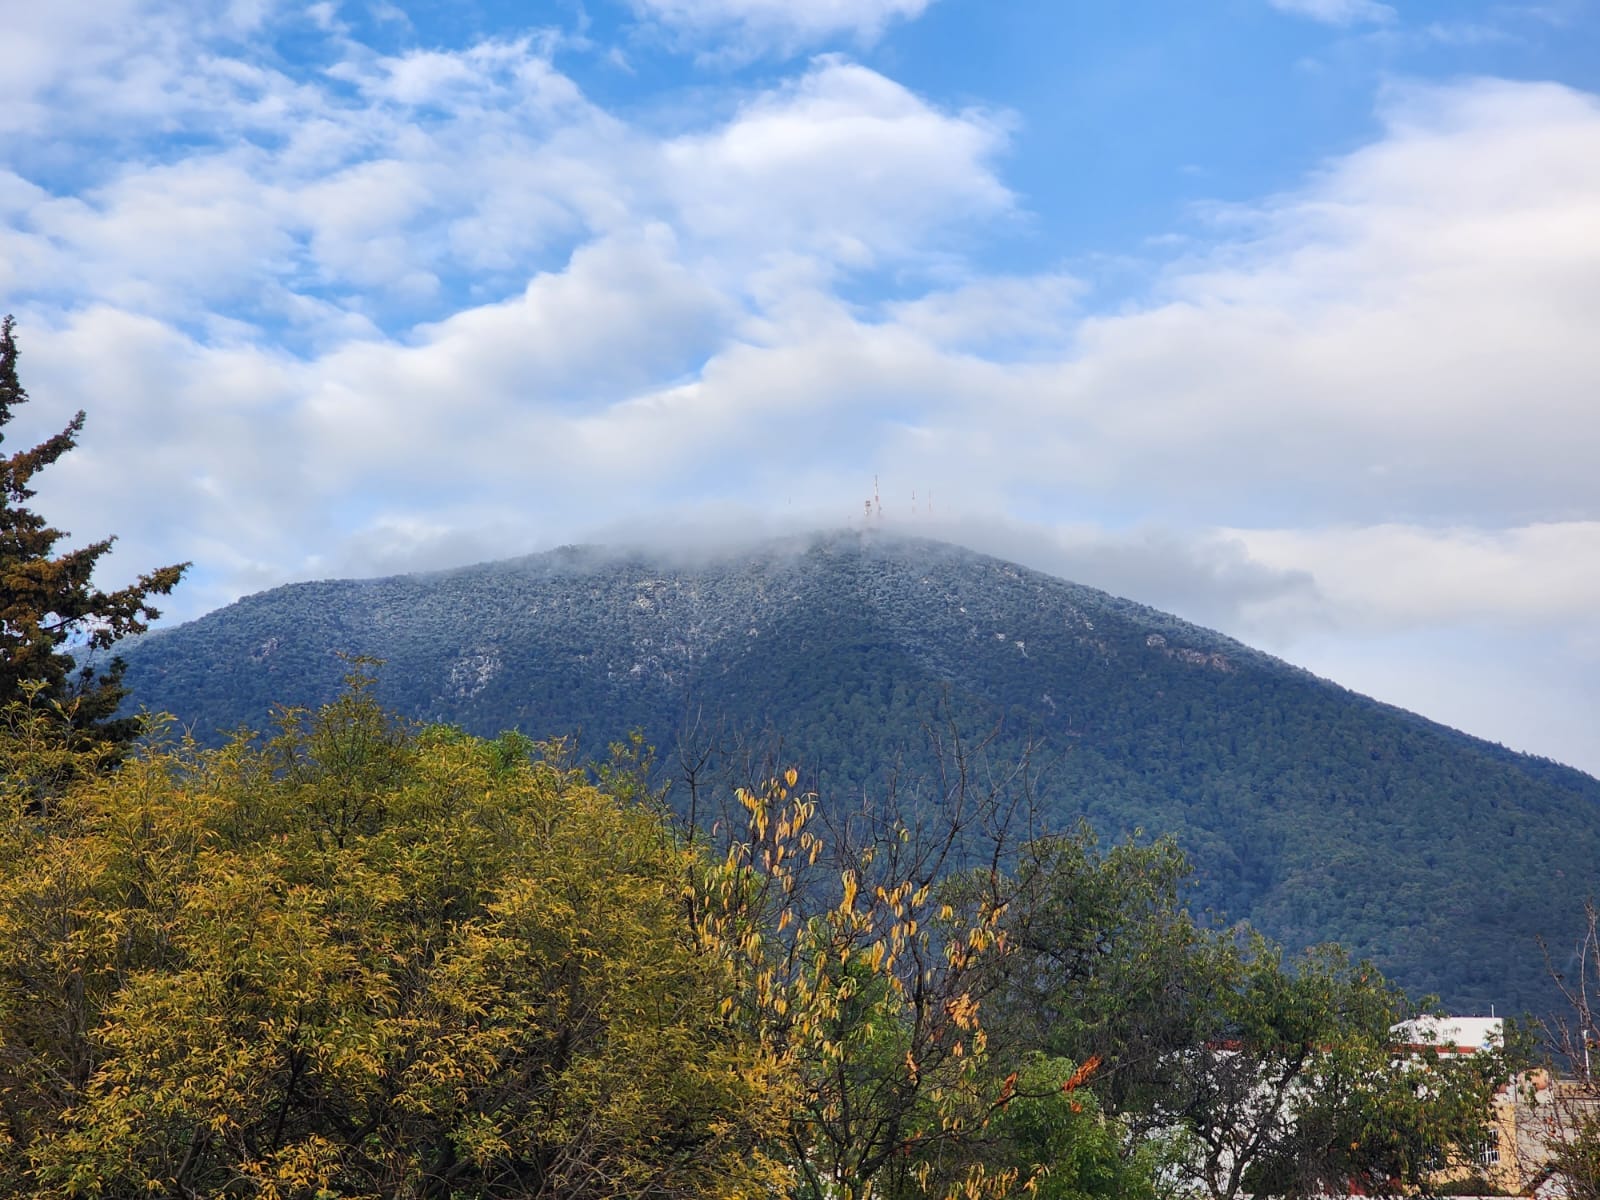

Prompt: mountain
xmin=113 ymin=529 xmax=1600 ymax=1014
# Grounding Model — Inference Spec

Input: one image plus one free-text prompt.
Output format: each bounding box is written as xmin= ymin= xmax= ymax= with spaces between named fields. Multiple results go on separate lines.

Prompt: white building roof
xmin=1392 ymin=1015 xmax=1503 ymax=1052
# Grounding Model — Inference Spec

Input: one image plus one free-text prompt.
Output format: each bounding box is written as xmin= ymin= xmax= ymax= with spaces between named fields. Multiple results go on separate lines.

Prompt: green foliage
xmin=0 ymin=680 xmax=122 ymax=810
xmin=987 ymin=825 xmax=1236 ymax=1132
xmin=1146 ymin=937 xmax=1506 ymax=1199
xmin=991 ymin=829 xmax=1508 ymax=1200
xmin=0 ymin=675 xmax=786 ymax=1199
xmin=977 ymin=1055 xmax=1158 ymax=1200
xmin=0 ymin=314 xmax=187 ymax=746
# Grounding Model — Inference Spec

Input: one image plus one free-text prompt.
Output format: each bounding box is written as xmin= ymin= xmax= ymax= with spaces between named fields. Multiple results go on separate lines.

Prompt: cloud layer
xmin=1267 ymin=0 xmax=1397 ymax=26
xmin=630 ymin=0 xmax=934 ymax=56
xmin=4 ymin=4 xmax=1599 ymax=769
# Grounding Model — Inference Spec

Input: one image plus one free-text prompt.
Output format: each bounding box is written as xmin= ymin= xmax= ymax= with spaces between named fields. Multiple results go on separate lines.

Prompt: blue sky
xmin=3 ymin=0 xmax=1599 ymax=772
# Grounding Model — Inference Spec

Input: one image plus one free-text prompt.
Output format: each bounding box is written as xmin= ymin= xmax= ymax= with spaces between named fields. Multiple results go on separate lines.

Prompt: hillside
xmin=114 ymin=529 xmax=1600 ymax=1013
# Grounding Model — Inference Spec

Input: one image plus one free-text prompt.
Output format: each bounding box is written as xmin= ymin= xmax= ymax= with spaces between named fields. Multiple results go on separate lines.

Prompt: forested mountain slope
xmin=115 ymin=529 xmax=1600 ymax=1013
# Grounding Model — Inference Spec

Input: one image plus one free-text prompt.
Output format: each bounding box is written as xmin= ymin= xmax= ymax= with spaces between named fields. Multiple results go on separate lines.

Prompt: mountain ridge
xmin=114 ymin=528 xmax=1600 ymax=1013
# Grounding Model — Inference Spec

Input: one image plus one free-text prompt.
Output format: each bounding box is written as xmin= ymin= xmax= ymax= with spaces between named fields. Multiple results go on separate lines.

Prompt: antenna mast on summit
xmin=864 ymin=475 xmax=884 ymax=526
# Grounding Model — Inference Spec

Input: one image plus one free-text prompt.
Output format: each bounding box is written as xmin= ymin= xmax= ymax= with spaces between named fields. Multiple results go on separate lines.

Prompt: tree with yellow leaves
xmin=0 ymin=672 xmax=788 ymax=1199
xmin=694 ymin=760 xmax=1060 ymax=1200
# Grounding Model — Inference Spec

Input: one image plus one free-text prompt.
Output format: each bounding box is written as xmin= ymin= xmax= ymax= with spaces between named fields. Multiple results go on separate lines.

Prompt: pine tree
xmin=0 ymin=314 xmax=188 ymax=744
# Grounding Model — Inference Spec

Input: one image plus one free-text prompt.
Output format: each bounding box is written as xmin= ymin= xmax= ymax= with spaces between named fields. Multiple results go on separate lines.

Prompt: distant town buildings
xmin=1392 ymin=1015 xmax=1599 ymax=1197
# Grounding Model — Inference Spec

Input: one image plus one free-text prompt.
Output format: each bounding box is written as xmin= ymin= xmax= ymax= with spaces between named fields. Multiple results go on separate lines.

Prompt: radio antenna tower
xmin=864 ymin=475 xmax=884 ymax=526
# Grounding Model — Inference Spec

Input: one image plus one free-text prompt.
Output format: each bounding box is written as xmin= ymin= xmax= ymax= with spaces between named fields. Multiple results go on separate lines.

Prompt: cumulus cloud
xmin=4 ymin=41 xmax=1008 ymax=334
xmin=629 ymin=0 xmax=933 ymax=57
xmin=0 ymin=0 xmax=307 ymax=139
xmin=661 ymin=58 xmax=1013 ymax=270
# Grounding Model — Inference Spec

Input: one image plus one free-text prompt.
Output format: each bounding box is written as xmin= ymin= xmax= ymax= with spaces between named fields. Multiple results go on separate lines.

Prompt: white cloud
xmin=1225 ymin=523 xmax=1600 ymax=631
xmin=570 ymin=68 xmax=1600 ymax=541
xmin=294 ymin=229 xmax=731 ymax=490
xmin=661 ymin=58 xmax=1013 ymax=270
xmin=5 ymin=38 xmax=1007 ymax=331
xmin=885 ymin=274 xmax=1084 ymax=356
xmin=2 ymin=39 xmax=620 ymax=320
xmin=0 ymin=0 xmax=300 ymax=138
xmin=958 ymin=78 xmax=1600 ymax=525
xmin=630 ymin=0 xmax=932 ymax=57
xmin=1267 ymin=0 xmax=1397 ymax=26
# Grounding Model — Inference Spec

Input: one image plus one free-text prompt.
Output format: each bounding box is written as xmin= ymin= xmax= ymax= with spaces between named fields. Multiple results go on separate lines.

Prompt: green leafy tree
xmin=0 ymin=675 xmax=788 ymax=1198
xmin=990 ymin=828 xmax=1506 ymax=1199
xmin=987 ymin=826 xmax=1237 ymax=1137
xmin=974 ymin=1054 xmax=1160 ymax=1200
xmin=1256 ymin=1014 xmax=1509 ymax=1199
xmin=0 ymin=314 xmax=187 ymax=743
xmin=1166 ymin=940 xmax=1506 ymax=1200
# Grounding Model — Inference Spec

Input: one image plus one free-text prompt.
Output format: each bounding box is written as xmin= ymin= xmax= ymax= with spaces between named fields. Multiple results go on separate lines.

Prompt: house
xmin=1392 ymin=1017 xmax=1600 ymax=1196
